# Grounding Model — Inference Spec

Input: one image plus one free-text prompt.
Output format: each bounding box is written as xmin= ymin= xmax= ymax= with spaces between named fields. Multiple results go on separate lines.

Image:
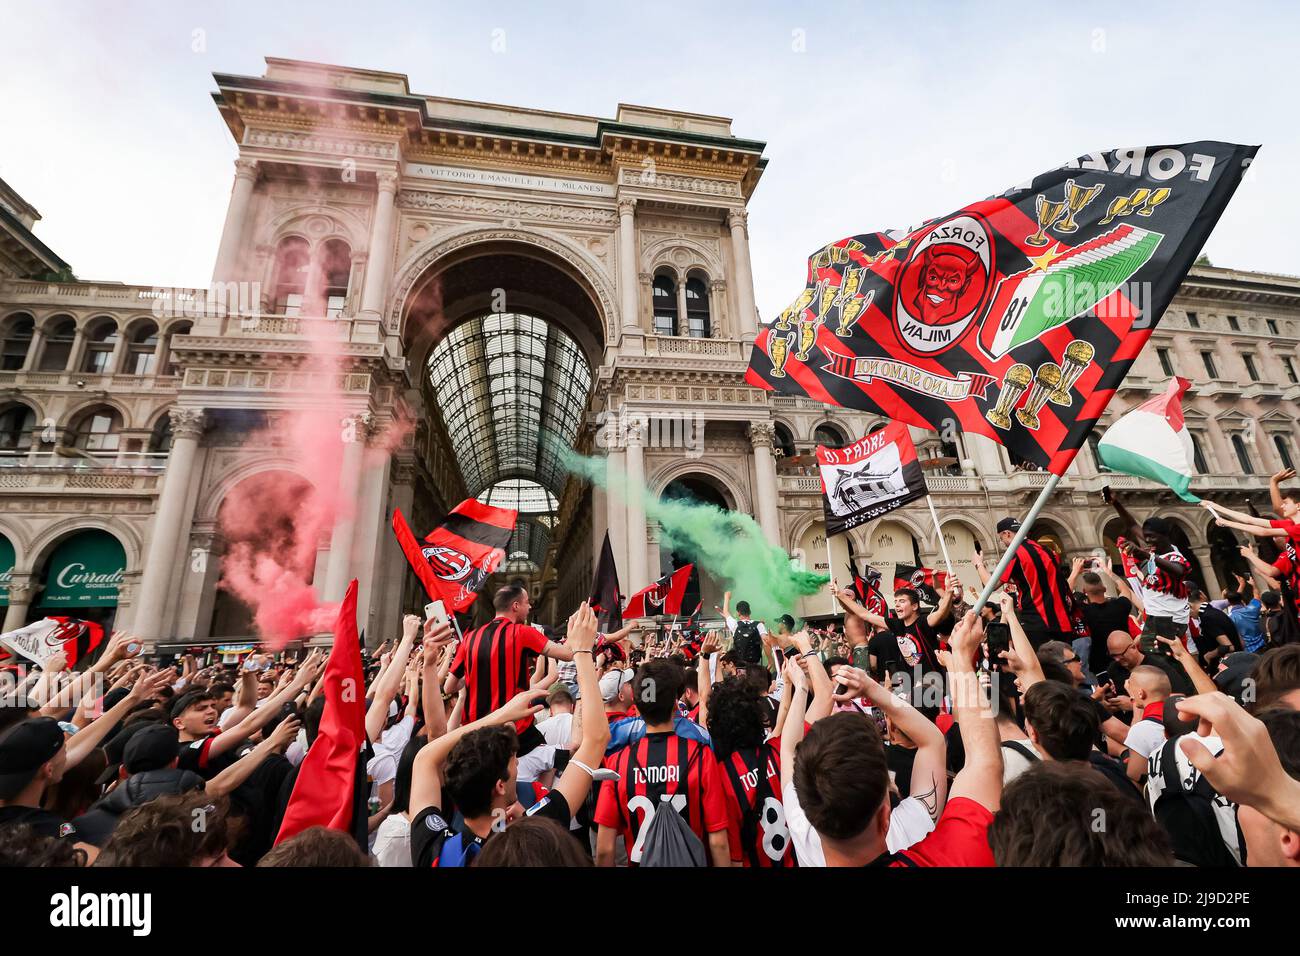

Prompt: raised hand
xmin=498 ymin=687 xmax=549 ymax=724
xmin=423 ymin=616 xmax=455 ymax=647
xmin=566 ymin=601 xmax=598 ymax=655
xmin=829 ymin=664 xmax=876 ymax=703
xmin=402 ymin=614 xmax=422 ymax=641
xmin=268 ymin=716 xmax=302 ymax=751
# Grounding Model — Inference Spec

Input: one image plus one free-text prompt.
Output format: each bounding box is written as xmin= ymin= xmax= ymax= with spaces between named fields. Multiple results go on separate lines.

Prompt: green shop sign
xmin=39 ymin=531 xmax=126 ymax=608
xmin=0 ymin=534 xmax=13 ymax=607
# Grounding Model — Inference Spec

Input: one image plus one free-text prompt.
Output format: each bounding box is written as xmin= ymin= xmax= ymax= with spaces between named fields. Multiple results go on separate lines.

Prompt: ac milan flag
xmin=849 ymin=562 xmax=889 ymax=618
xmin=624 ymin=564 xmax=693 ymax=619
xmin=0 ymin=617 xmax=104 ymax=669
xmin=818 ymin=421 xmax=926 ymax=536
xmin=392 ymin=500 xmax=516 ymax=613
xmin=589 ymin=531 xmax=623 ymax=632
xmin=893 ymin=564 xmax=950 ymax=606
xmin=746 ymin=142 xmax=1257 ymax=474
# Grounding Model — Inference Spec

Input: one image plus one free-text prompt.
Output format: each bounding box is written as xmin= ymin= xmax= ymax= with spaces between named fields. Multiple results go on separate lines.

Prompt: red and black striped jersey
xmin=450 ymin=617 xmax=549 ymax=730
xmin=999 ymin=539 xmax=1073 ymax=632
xmin=1137 ymin=547 xmax=1191 ymax=618
xmin=720 ymin=741 xmax=795 ymax=867
xmin=594 ymin=731 xmax=728 ymax=865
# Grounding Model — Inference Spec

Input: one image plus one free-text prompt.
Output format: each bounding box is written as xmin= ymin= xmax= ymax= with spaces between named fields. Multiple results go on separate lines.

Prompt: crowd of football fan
xmin=3 ymin=472 xmax=1300 ymax=867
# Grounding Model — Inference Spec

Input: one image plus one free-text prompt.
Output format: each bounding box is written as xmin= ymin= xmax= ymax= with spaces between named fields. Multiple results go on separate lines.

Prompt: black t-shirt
xmin=411 ymin=790 xmax=571 ymax=867
xmin=176 ymin=734 xmax=242 ymax=780
xmin=883 ymin=743 xmax=916 ymax=795
xmin=0 ymin=805 xmax=77 ymax=841
xmin=1082 ymin=597 xmax=1133 ymax=674
xmin=882 ymin=616 xmax=944 ymax=676
xmin=1107 ymin=652 xmax=1194 ymax=698
xmin=1195 ymin=604 xmax=1241 ymax=657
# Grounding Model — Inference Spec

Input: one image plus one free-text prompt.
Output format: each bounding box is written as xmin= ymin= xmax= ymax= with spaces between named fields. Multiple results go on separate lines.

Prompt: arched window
xmin=1 ymin=314 xmax=34 ymax=371
xmin=38 ymin=316 xmax=76 ymax=371
xmin=272 ymin=237 xmax=311 ymax=317
xmin=652 ymin=275 xmax=678 ymax=336
xmin=1232 ymin=434 xmax=1254 ymax=475
xmin=80 ymin=318 xmax=120 ymax=374
xmin=161 ymin=321 xmax=192 ymax=377
xmin=0 ymin=403 xmax=35 ymax=453
xmin=125 ymin=321 xmax=159 ymax=375
xmin=938 ymin=421 xmax=964 ymax=474
xmin=1088 ymin=430 xmax=1109 ymax=472
xmin=319 ymin=239 xmax=352 ymax=319
xmin=814 ymin=423 xmax=846 ymax=449
xmin=685 ymin=277 xmax=710 ymax=338
xmin=774 ymin=423 xmax=796 ymax=459
xmin=73 ymin=406 xmax=123 ymax=455
xmin=148 ymin=414 xmax=172 ymax=454
xmin=1275 ymin=434 xmax=1295 ymax=471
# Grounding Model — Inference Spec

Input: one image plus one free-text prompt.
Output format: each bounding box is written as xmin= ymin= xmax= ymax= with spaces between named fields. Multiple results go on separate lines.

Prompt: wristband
xmin=574 ymin=649 xmax=594 ymax=656
xmin=801 ymin=650 xmax=818 ymax=659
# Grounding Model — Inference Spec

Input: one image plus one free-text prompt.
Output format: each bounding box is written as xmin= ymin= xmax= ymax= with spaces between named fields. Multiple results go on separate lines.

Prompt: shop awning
xmin=38 ymin=531 xmax=125 ymax=608
xmin=0 ymin=534 xmax=14 ymax=607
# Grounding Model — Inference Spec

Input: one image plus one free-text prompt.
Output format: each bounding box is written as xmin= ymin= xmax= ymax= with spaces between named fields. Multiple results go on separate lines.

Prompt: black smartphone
xmin=984 ymin=622 xmax=1011 ymax=668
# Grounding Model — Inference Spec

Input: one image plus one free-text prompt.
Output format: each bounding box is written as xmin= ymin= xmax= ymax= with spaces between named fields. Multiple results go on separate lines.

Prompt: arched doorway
xmin=33 ymin=529 xmax=126 ymax=630
xmin=401 ymin=241 xmax=606 ymax=625
xmin=1207 ymin=519 xmax=1248 ymax=593
xmin=660 ymin=476 xmax=730 ymax=616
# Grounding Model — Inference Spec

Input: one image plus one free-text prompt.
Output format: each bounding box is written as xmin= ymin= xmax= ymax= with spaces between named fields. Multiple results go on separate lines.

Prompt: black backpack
xmin=1149 ymin=738 xmax=1241 ymax=867
xmin=732 ymin=620 xmax=763 ymax=665
xmin=1087 ymin=751 xmax=1146 ymax=804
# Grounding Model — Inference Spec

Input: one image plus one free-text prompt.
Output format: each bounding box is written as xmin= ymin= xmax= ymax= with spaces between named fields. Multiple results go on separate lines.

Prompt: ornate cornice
xmin=396 ymin=190 xmax=617 ymax=226
xmin=243 ymin=126 xmax=402 ymax=161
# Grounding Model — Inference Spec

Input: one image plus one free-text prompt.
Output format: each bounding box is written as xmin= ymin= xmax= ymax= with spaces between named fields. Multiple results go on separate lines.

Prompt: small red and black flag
xmin=624 ymin=564 xmax=693 ymax=619
xmin=52 ymin=617 xmax=105 ymax=668
xmin=818 ymin=421 xmax=927 ymax=536
xmin=893 ymin=564 xmax=950 ymax=606
xmin=392 ymin=500 xmax=516 ymax=613
xmin=849 ymin=562 xmax=890 ymax=618
xmin=745 ymin=142 xmax=1257 ymax=475
xmin=589 ymin=531 xmax=623 ymax=632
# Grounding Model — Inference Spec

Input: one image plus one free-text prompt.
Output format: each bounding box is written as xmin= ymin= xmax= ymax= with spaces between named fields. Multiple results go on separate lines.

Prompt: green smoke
xmin=556 ymin=441 xmax=828 ymax=625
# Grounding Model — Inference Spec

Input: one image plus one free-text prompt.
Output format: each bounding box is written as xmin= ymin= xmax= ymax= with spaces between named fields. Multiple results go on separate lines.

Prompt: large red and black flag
xmin=849 ymin=562 xmax=889 ymax=618
xmin=818 ymin=421 xmax=927 ymax=535
xmin=624 ymin=564 xmax=694 ymax=619
xmin=589 ymin=531 xmax=623 ymax=632
xmin=746 ymin=143 xmax=1257 ymax=474
xmin=893 ymin=564 xmax=950 ymax=606
xmin=392 ymin=499 xmax=516 ymax=613
xmin=0 ymin=617 xmax=104 ymax=669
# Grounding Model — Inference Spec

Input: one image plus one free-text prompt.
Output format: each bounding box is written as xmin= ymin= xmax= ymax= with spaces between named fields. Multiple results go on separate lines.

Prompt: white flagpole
xmin=825 ymin=532 xmax=838 ymax=614
xmin=926 ymin=494 xmax=956 ymax=584
xmin=972 ymin=473 xmax=1062 ymax=615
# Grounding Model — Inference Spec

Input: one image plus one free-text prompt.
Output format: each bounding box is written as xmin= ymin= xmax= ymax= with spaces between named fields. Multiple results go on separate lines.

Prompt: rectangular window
xmin=1201 ymin=351 xmax=1218 ymax=379
xmin=1268 ymin=319 xmax=1279 ymax=335
xmin=1187 ymin=311 xmax=1199 ymax=328
xmin=326 ymin=295 xmax=346 ymax=319
xmin=1157 ymin=348 xmax=1174 ymax=376
xmin=1286 ymin=357 xmax=1299 ymax=384
xmin=1244 ymin=353 xmax=1259 ymax=381
xmin=1227 ymin=315 xmax=1240 ymax=331
xmin=1190 ymin=433 xmax=1209 ymax=475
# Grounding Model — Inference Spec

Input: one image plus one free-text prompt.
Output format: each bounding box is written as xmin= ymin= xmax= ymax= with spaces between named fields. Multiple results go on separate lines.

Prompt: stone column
xmin=624 ymin=417 xmax=648 ymax=592
xmin=728 ymin=209 xmax=759 ymax=338
xmin=107 ymin=330 xmax=129 ymax=376
xmin=211 ymin=158 xmax=258 ymax=283
xmin=132 ymin=408 xmax=205 ymax=640
xmin=748 ymin=422 xmax=782 ymax=546
xmin=676 ymin=281 xmax=689 ymax=336
xmin=606 ymin=444 xmax=628 ymax=589
xmin=618 ymin=198 xmax=640 ymax=334
xmin=323 ymin=413 xmax=371 ymax=603
xmin=647 ymin=524 xmax=663 ymax=582
xmin=709 ymin=280 xmax=727 ymax=337
xmin=2 ymin=573 xmax=37 ymax=633
xmin=19 ymin=326 xmax=43 ymax=372
xmin=358 ymin=170 xmax=399 ymax=324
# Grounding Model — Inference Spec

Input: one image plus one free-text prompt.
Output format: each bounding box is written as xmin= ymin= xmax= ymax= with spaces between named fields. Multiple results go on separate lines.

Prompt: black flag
xmin=589 ymin=531 xmax=623 ymax=632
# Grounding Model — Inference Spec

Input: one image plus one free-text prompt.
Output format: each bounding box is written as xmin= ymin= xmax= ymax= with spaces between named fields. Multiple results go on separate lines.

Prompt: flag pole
xmin=825 ymin=532 xmax=838 ymax=614
xmin=971 ymin=473 xmax=1062 ymax=615
xmin=925 ymin=494 xmax=956 ymax=582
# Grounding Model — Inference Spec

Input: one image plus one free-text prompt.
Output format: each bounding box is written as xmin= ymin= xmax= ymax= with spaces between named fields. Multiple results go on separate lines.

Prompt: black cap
xmin=169 ymin=691 xmax=210 ymax=723
xmin=123 ymin=724 xmax=181 ymax=774
xmin=0 ymin=718 xmax=65 ymax=800
xmin=1214 ymin=652 xmax=1260 ymax=704
xmin=996 ymin=517 xmax=1021 ymax=534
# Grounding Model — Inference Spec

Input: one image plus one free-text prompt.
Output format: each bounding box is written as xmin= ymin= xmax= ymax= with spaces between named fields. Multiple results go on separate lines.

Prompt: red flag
xmin=392 ymin=499 xmax=516 ymax=613
xmin=624 ymin=565 xmax=693 ymax=619
xmin=46 ymin=617 xmax=105 ymax=668
xmin=275 ymin=580 xmax=366 ymax=845
xmin=892 ymin=564 xmax=949 ymax=605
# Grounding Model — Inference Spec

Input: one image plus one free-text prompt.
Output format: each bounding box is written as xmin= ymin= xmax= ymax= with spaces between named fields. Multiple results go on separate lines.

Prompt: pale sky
xmin=1 ymin=0 xmax=1294 ymax=319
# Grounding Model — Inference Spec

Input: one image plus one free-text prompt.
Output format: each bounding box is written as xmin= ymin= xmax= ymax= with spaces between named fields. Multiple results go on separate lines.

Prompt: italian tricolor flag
xmin=1097 ymin=376 xmax=1199 ymax=502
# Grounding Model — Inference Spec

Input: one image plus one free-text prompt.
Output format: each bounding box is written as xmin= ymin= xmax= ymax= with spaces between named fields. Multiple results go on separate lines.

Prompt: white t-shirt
xmin=517 ymin=745 xmax=557 ymax=783
xmin=1124 ymin=712 xmax=1167 ymax=764
xmin=782 ymin=781 xmax=934 ymax=866
xmin=371 ymin=813 xmax=412 ymax=867
xmin=536 ymin=712 xmax=574 ymax=749
xmin=999 ymin=738 xmax=1041 ymax=784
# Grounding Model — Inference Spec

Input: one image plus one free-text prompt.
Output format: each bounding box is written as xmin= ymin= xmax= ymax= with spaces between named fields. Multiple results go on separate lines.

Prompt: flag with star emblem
xmin=745 ymin=142 xmax=1257 ymax=474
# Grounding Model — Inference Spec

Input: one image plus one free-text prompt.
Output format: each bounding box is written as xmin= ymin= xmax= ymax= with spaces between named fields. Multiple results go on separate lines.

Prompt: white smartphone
xmin=424 ymin=600 xmax=449 ymax=628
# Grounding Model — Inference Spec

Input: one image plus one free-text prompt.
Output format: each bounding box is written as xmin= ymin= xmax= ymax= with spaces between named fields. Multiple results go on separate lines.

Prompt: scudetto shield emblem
xmin=423 ymin=546 xmax=472 ymax=582
xmin=910 ymin=570 xmax=927 ymax=589
xmin=893 ymin=214 xmax=993 ymax=356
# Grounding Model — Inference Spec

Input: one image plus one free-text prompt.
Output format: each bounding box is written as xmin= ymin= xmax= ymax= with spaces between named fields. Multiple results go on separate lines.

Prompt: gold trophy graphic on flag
xmin=795 ymin=316 xmax=818 ymax=362
xmin=776 ymin=287 xmax=816 ymax=331
xmin=769 ymin=330 xmax=794 ymax=377
xmin=833 ymin=267 xmax=862 ymax=337
xmin=1055 ymin=179 xmax=1104 ymax=233
xmin=986 ymin=364 xmax=1033 ymax=430
xmin=1099 ymin=188 xmax=1152 ymax=225
xmin=1050 ymin=340 xmax=1096 ymax=405
xmin=1016 ymin=363 xmax=1063 ymax=430
xmin=1137 ymin=187 xmax=1171 ymax=216
xmin=1026 ymin=194 xmax=1069 ymax=247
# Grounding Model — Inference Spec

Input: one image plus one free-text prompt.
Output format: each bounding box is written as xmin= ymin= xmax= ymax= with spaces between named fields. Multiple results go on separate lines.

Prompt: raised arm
xmin=1109 ymin=492 xmax=1145 ymax=544
xmin=209 ymin=650 xmax=323 ymax=758
xmin=549 ymin=603 xmax=610 ymax=817
xmin=1240 ymin=545 xmax=1283 ymax=585
xmin=65 ymin=668 xmax=176 ymax=768
xmin=997 ymin=592 xmax=1045 ymax=689
xmin=1269 ymin=468 xmax=1295 ymax=517
xmin=420 ymin=627 xmax=454 ymax=745
xmin=1157 ymin=636 xmax=1217 ymax=697
xmin=778 ymin=660 xmax=809 ymax=795
xmin=366 ymin=616 xmax=420 ymax=743
xmin=695 ymin=631 xmax=722 ymax=728
xmin=206 ymin=716 xmax=300 ymax=798
xmin=789 ymin=630 xmax=833 ymax=723
xmin=831 ymin=582 xmax=887 ymax=630
xmin=946 ymin=611 xmax=1003 ymax=813
xmin=926 ymin=583 xmax=960 ymax=630
xmin=1202 ymin=500 xmax=1274 ymax=530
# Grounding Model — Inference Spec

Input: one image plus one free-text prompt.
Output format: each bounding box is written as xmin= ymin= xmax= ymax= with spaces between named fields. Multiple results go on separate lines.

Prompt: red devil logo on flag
xmin=392 ymin=500 xmax=516 ymax=613
xmin=623 ymin=565 xmax=693 ymax=620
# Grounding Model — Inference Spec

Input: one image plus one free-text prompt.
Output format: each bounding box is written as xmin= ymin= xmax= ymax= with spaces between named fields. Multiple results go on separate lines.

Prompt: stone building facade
xmin=1 ymin=58 xmax=1296 ymax=646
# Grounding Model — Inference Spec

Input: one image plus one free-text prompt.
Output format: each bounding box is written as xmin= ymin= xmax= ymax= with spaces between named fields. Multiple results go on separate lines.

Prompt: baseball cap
xmin=599 ymin=668 xmax=635 ymax=704
xmin=1214 ymin=652 xmax=1260 ymax=704
xmin=0 ymin=718 xmax=65 ymax=800
xmin=123 ymin=724 xmax=181 ymax=774
xmin=996 ymin=517 xmax=1021 ymax=534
